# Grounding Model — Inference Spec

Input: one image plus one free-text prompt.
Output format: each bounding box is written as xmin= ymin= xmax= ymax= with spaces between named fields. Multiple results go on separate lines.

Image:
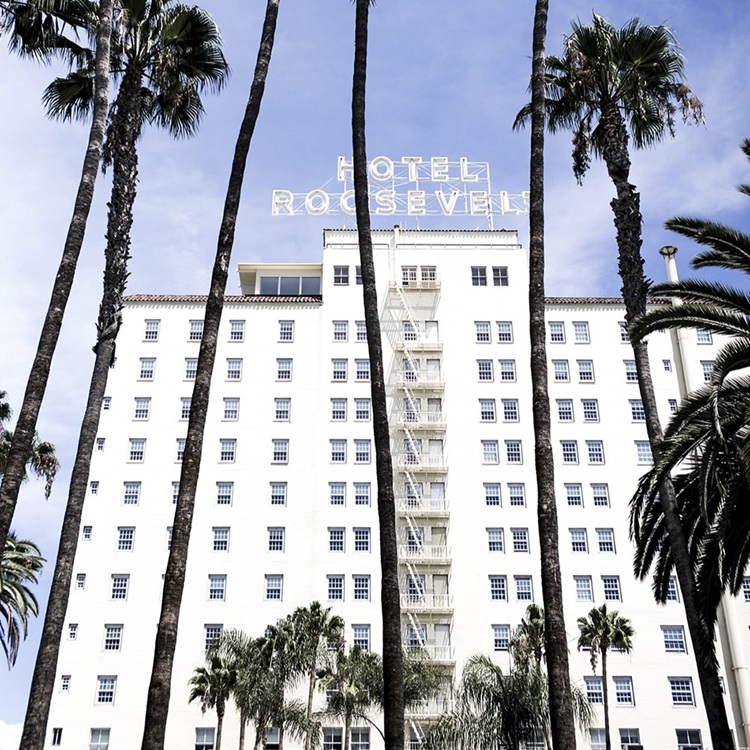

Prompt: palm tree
xmin=0 ymin=533 xmax=44 ymax=667
xmin=292 ymin=602 xmax=345 ymax=750
xmin=19 ymin=6 xmax=227 ymax=749
xmin=0 ymin=0 xmax=112 ymax=550
xmin=514 ymin=15 xmax=732 ymax=749
xmin=140 ymin=5 xmax=279 ymax=747
xmin=510 ymin=603 xmax=546 ymax=669
xmin=189 ymin=655 xmax=237 ymax=750
xmin=350 ymin=3 xmax=404 ymax=749
xmin=577 ymin=605 xmax=634 ymax=750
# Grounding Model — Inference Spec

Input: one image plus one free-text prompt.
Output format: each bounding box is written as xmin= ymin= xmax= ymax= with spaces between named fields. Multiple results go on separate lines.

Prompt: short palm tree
xmin=1 ymin=533 xmax=44 ymax=667
xmin=577 ymin=605 xmax=634 ymax=750
xmin=189 ymin=655 xmax=237 ymax=750
xmin=510 ymin=603 xmax=546 ymax=669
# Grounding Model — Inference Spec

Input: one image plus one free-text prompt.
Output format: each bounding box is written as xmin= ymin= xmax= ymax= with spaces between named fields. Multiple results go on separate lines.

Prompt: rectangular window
xmin=356 ymin=320 xmax=367 ymax=342
xmin=587 ymin=441 xmax=605 ymax=464
xmin=351 ymin=728 xmax=369 ymax=750
xmin=702 ymin=360 xmax=714 ymax=382
xmin=96 ymin=676 xmax=116 ymax=704
xmin=667 ymin=576 xmax=680 ymax=601
xmin=332 ymin=359 xmax=348 ymax=381
xmin=482 ymin=440 xmax=499 ymax=464
xmin=635 ymin=440 xmax=653 ymax=464
xmin=267 ymin=527 xmax=284 ymax=552
xmin=278 ymin=320 xmax=294 ymax=342
xmin=185 ymin=358 xmax=198 ymax=380
xmin=219 ymin=439 xmax=236 ymax=463
xmin=676 ymin=729 xmax=702 ymax=750
xmin=83 ymin=525 xmax=92 ymax=541
xmin=329 ymin=483 xmax=346 ymax=506
xmin=549 ymin=321 xmax=565 ymax=343
xmin=573 ymin=321 xmax=590 ymax=343
xmin=597 ymin=528 xmax=615 ymax=553
xmin=68 ymin=623 xmax=77 ymax=640
xmin=570 ymin=528 xmax=588 ymax=553
xmin=502 ymin=399 xmax=519 ymax=421
xmin=104 ymin=624 xmax=123 ymax=651
xmin=102 ymin=396 xmax=111 ymax=410
xmin=331 ymin=399 xmax=347 ymax=421
xmin=223 ymin=398 xmax=239 ymax=420
xmin=353 ymin=575 xmax=370 ymax=600
xmin=205 ymin=624 xmax=223 ymax=651
xmin=352 ymin=624 xmax=370 ymax=651
xmin=624 ymin=360 xmax=638 ymax=382
xmin=493 ymin=624 xmax=510 ymax=650
xmin=477 ymin=360 xmax=494 ymax=381
xmin=498 ymin=360 xmax=516 ymax=381
xmin=144 ymin=319 xmax=160 ymax=340
xmin=475 ymin=321 xmax=491 ymax=342
xmin=354 ymin=398 xmax=371 ymax=421
xmin=355 ymin=359 xmax=370 ymax=381
xmin=333 ymin=321 xmax=348 ymax=341
xmin=329 ymin=528 xmax=345 ymax=552
xmin=561 ymin=441 xmax=579 ymax=464
xmin=630 ymin=399 xmax=645 ymax=421
xmin=354 ymin=528 xmax=370 ymax=552
xmin=577 ymin=359 xmax=594 ymax=382
xmin=484 ymin=483 xmax=501 ymax=506
xmin=662 ymin=625 xmax=687 ymax=652
xmin=216 ymin=482 xmax=233 ymax=506
xmin=354 ymin=483 xmax=371 ymax=506
xmin=697 ymin=328 xmax=712 ymax=344
xmin=553 ymin=359 xmax=570 ymax=382
xmin=327 ymin=574 xmax=344 ymax=601
xmin=172 ymin=482 xmax=180 ymax=504
xmin=497 ymin=321 xmax=513 ymax=342
xmin=493 ymin=266 xmax=508 ymax=286
xmin=355 ymin=266 xmax=362 ymax=285
xmin=95 ymin=437 xmax=105 ymax=452
xmin=180 ymin=398 xmax=192 ymax=420
xmin=277 ymin=359 xmax=292 ymax=381
xmin=176 ymin=438 xmax=186 ymax=462
xmin=402 ymin=266 xmax=417 ymax=285
xmin=274 ymin=398 xmax=291 ymax=421
xmin=489 ymin=575 xmax=507 ymax=601
xmin=592 ymin=483 xmax=610 ymax=507
xmin=229 ymin=319 xmax=245 ymax=341
xmin=566 ymin=484 xmax=583 ymax=506
xmin=614 ymin=676 xmax=634 ymax=705
xmin=575 ymin=576 xmax=594 ymax=602
xmin=618 ymin=320 xmax=629 ymax=342
xmin=111 ymin=575 xmax=129 ymax=600
xmin=515 ymin=576 xmax=533 ymax=601
xmin=61 ymin=675 xmax=71 ymax=691
xmin=139 ymin=358 xmax=155 ymax=380
xmin=270 ymin=482 xmax=287 ymax=506
xmin=117 ymin=527 xmax=134 ymax=551
xmin=585 ymin=676 xmax=603 ymax=704
xmin=272 ymin=439 xmax=289 ymax=463
xmin=123 ymin=482 xmax=140 ymax=505
xmin=333 ymin=266 xmax=349 ymax=285
xmin=330 ymin=440 xmax=346 ymax=463
xmin=76 ymin=573 xmax=86 ymax=589
xmin=188 ymin=320 xmax=203 ymax=341
xmin=508 ymin=483 xmax=526 ymax=506
xmin=471 ymin=266 xmax=487 ymax=286
xmin=487 ymin=528 xmax=504 ymax=552
xmin=195 ymin=728 xmax=215 ymax=750
xmin=557 ymin=399 xmax=574 ymax=421
xmin=664 ymin=358 xmax=673 ymax=372
xmin=669 ymin=398 xmax=678 ymax=413
xmin=479 ymin=399 xmax=496 ymax=421
xmin=323 ymin=728 xmax=343 ymax=750
xmin=226 ymin=359 xmax=242 ymax=381
xmin=581 ymin=399 xmax=599 ymax=421
xmin=133 ymin=397 xmax=151 ymax=420
xmin=213 ymin=527 xmax=230 ymax=552
xmin=602 ymin=576 xmax=622 ymax=601
xmin=505 ymin=440 xmax=522 ymax=464
xmin=208 ymin=575 xmax=226 ymax=601
xmin=512 ymin=528 xmax=529 ymax=553
xmin=128 ymin=438 xmax=145 ymax=462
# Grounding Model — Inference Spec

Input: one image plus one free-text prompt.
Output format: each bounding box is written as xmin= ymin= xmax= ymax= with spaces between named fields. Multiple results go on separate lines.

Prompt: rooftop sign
xmin=272 ymin=157 xmax=528 ymax=224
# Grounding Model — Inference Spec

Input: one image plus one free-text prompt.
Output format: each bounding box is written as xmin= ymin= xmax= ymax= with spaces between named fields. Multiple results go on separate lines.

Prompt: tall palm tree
xmin=140 ymin=4 xmax=279 ymax=748
xmin=19 ymin=6 xmax=227 ymax=749
xmin=0 ymin=0 xmax=112 ymax=550
xmin=189 ymin=655 xmax=237 ymax=750
xmin=292 ymin=602 xmax=345 ymax=750
xmin=350 ymin=3 xmax=404 ymax=749
xmin=577 ymin=605 xmax=634 ymax=750
xmin=0 ymin=533 xmax=44 ymax=667
xmin=514 ymin=15 xmax=732 ymax=749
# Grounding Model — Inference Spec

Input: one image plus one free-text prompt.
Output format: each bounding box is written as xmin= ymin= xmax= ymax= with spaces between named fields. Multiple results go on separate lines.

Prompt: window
xmin=214 ymin=527 xmax=230 ymax=552
xmin=577 ymin=360 xmax=594 ymax=382
xmin=592 ymin=483 xmax=610 ymax=507
xmin=667 ymin=576 xmax=680 ymax=601
xmin=133 ymin=397 xmax=150 ymax=420
xmin=176 ymin=438 xmax=186 ymax=462
xmin=497 ymin=321 xmax=513 ymax=342
xmin=354 ymin=483 xmax=370 ymax=506
xmin=83 ymin=525 xmax=92 ymax=541
xmin=630 ymin=399 xmax=645 ymax=421
xmin=104 ymin=624 xmax=122 ymax=651
xmin=355 ymin=266 xmax=363 ymax=284
xmin=561 ymin=440 xmax=579 ymax=464
xmin=330 ymin=440 xmax=346 ymax=463
xmin=575 ymin=576 xmax=594 ymax=602
xmin=229 ymin=319 xmax=245 ymax=341
xmin=355 ymin=359 xmax=370 ymax=381
xmin=96 ymin=676 xmax=116 ymax=704
xmin=204 ymin=624 xmax=223 ymax=651
xmin=557 ymin=399 xmax=574 ymax=421
xmin=490 ymin=575 xmax=507 ymax=600
xmin=139 ymin=358 xmax=155 ymax=380
xmin=274 ymin=398 xmax=291 ymax=421
xmin=323 ymin=728 xmax=343 ymax=750
xmin=353 ymin=624 xmax=370 ymax=651
xmin=185 ymin=358 xmax=198 ymax=380
xmin=353 ymin=575 xmax=370 ymax=600
xmin=327 ymin=575 xmax=344 ymax=601
xmin=585 ymin=676 xmax=603 ymax=703
xmin=223 ymin=398 xmax=239 ymax=420
xmin=618 ymin=320 xmax=629 ymax=342
xmin=477 ymin=360 xmax=493 ymax=381
xmin=581 ymin=399 xmax=599 ymax=421
xmin=697 ymin=329 xmax=712 ymax=344
xmin=267 ymin=528 xmax=284 ymax=552
xmin=354 ymin=528 xmax=370 ymax=552
xmin=278 ymin=320 xmax=294 ymax=342
xmin=216 ymin=482 xmax=233 ymax=506
xmin=329 ymin=528 xmax=345 ymax=552
xmin=144 ymin=319 xmax=160 ymax=340
xmin=512 ymin=528 xmax=529 ymax=553
xmin=614 ymin=676 xmax=634 ymax=705
xmin=549 ymin=321 xmax=565 ymax=343
xmin=566 ymin=484 xmax=583 ymax=506
xmin=117 ymin=527 xmax=134 ymax=551
xmin=485 ymin=483 xmax=501 ymax=506
xmin=329 ymin=483 xmax=346 ymax=506
xmin=180 ymin=398 xmax=192 ymax=420
xmin=573 ymin=321 xmax=590 ymax=343
xmin=354 ymin=398 xmax=371 ymax=421
xmin=90 ymin=729 xmax=111 ymax=750
xmin=515 ymin=576 xmax=533 ymax=601
xmin=270 ymin=483 xmax=287 ymax=506
xmin=487 ymin=528 xmax=504 ymax=552
xmin=61 ymin=675 xmax=71 ymax=691
xmin=333 ymin=321 xmax=348 ymax=341
xmin=480 ymin=440 xmax=499 ymax=464
xmin=226 ymin=358 xmax=242 ymax=381
xmin=589 ymin=729 xmax=606 ymax=750
xmin=505 ymin=440 xmax=522 ymax=463
xmin=351 ymin=728 xmax=369 ymax=750
xmin=624 ymin=360 xmax=638 ymax=382
xmin=273 ymin=440 xmax=289 ymax=463
xmin=421 ymin=265 xmax=437 ymax=283
xmin=498 ymin=360 xmax=516 ymax=381
xmin=587 ymin=441 xmax=604 ymax=464
xmin=662 ymin=626 xmax=687 ymax=652
xmin=676 ymin=729 xmax=702 ymax=750
xmin=196 ymin=728 xmax=215 ymax=750
xmin=333 ymin=266 xmax=349 ymax=285
xmin=502 ymin=399 xmax=519 ymax=421
xmin=701 ymin=360 xmax=714 ymax=382
xmin=669 ymin=398 xmax=678 ymax=413
xmin=356 ymin=320 xmax=367 ymax=342
xmin=635 ymin=440 xmax=653 ymax=464
xmin=595 ymin=528 xmax=615 ymax=553
xmin=402 ymin=266 xmax=417 ymax=285
xmin=332 ymin=359 xmax=348 ymax=381
xmin=508 ymin=483 xmax=525 ymax=506
xmin=208 ymin=575 xmax=226 ymax=601
xmin=670 ymin=677 xmax=695 ymax=705
xmin=95 ymin=437 xmax=105 ymax=452
xmin=68 ymin=623 xmax=78 ymax=640
xmin=552 ymin=359 xmax=570 ymax=382
xmin=619 ymin=729 xmax=641 ymax=747
xmin=493 ymin=624 xmax=510 ymax=650
xmin=602 ymin=576 xmax=622 ymax=601
xmin=570 ymin=529 xmax=588 ymax=553
xmin=475 ymin=321 xmax=491 ymax=342
xmin=186 ymin=319 xmax=203 ymax=341
xmin=265 ymin=575 xmax=283 ymax=600
xmin=166 ymin=527 xmax=173 ymax=551
xmin=76 ymin=573 xmax=86 ymax=589
xmin=493 ymin=266 xmax=508 ymax=286
xmin=173 ymin=482 xmax=180 ymax=504
xmin=479 ymin=399 xmax=496 ymax=421
xmin=219 ymin=439 xmax=236 ymax=463
xmin=471 ymin=266 xmax=487 ymax=285
xmin=330 ymin=399 xmax=348 ymax=423
xmin=664 ymin=359 xmax=673 ymax=372
xmin=102 ymin=397 xmax=111 ymax=410
xmin=277 ymin=359 xmax=292 ymax=381
xmin=121 ymin=481 xmax=141 ymax=506
xmin=128 ymin=439 xmax=145 ymax=462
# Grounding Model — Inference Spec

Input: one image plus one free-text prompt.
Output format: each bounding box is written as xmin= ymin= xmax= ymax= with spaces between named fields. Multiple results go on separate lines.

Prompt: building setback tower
xmin=45 ymin=229 xmax=748 ymax=750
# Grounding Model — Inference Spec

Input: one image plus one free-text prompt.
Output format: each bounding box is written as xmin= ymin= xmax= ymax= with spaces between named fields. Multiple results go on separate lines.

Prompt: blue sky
xmin=1 ymin=0 xmax=749 ymax=738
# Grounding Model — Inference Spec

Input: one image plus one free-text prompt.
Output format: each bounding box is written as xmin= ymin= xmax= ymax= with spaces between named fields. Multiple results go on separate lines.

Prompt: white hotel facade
xmin=45 ymin=228 xmax=750 ymax=750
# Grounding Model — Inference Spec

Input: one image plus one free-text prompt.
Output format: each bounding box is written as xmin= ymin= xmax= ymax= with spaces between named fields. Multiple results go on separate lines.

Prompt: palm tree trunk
xmin=239 ymin=711 xmax=247 ymax=750
xmin=0 ymin=0 xmax=112 ymax=548
xmin=527 ymin=2 xmax=577 ymax=749
xmin=601 ymin=654 xmax=610 ymax=750
xmin=305 ymin=669 xmax=316 ymax=750
xmin=600 ymin=103 xmax=734 ymax=750
xmin=217 ymin=699 xmax=225 ymax=750
xmin=351 ymin=3 xmax=404 ymax=750
xmin=344 ymin=715 xmax=352 ymax=750
xmin=139 ymin=5 xmax=280 ymax=749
